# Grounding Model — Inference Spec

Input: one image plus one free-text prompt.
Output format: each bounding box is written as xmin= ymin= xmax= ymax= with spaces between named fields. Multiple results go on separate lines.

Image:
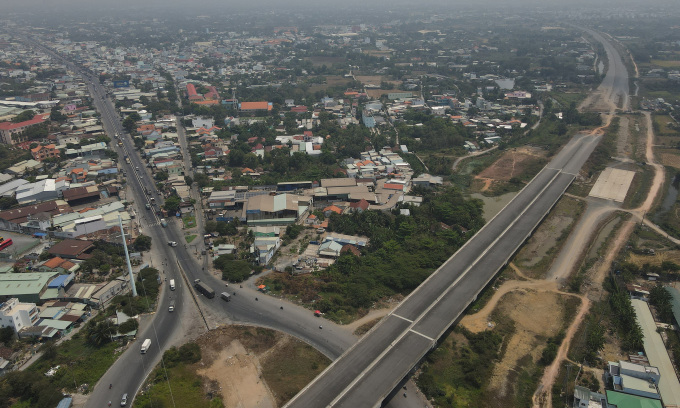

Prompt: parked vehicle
xmin=140 ymin=339 xmax=151 ymax=354
xmin=194 ymin=281 xmax=215 ymax=299
xmin=169 ymin=279 xmax=175 ymax=290
xmin=220 ymin=292 xmax=231 ymax=302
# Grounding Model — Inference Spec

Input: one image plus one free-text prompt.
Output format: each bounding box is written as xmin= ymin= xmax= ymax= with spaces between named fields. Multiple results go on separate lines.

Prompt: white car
xmin=168 ymin=241 xmax=178 ymax=247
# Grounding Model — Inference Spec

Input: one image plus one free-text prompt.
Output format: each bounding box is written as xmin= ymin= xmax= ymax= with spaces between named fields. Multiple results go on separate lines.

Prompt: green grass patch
xmin=416 ymin=318 xmax=515 ymax=407
xmin=182 ymin=215 xmax=196 ymax=229
xmin=514 ymin=195 xmax=585 ymax=279
xmin=185 ymin=234 xmax=197 ymax=243
xmin=622 ymin=167 xmax=655 ymax=209
xmin=26 ymin=334 xmax=121 ymax=393
xmin=261 ymin=339 xmax=331 ymax=406
xmin=651 ymin=59 xmax=680 ymax=68
xmin=135 ymin=364 xmax=220 ymax=408
xmin=653 ymin=114 xmax=680 ymax=136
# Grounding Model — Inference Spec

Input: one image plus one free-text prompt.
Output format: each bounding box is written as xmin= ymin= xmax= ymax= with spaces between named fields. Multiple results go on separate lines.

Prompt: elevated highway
xmin=286 ymin=132 xmax=601 ymax=407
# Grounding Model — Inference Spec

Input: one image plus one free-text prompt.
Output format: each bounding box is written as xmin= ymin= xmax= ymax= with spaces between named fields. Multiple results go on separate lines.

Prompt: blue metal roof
xmin=48 ymin=274 xmax=69 ymax=289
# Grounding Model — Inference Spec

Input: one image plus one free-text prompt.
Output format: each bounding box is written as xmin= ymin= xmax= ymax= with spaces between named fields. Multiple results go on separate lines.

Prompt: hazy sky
xmin=2 ymin=0 xmax=678 ymax=14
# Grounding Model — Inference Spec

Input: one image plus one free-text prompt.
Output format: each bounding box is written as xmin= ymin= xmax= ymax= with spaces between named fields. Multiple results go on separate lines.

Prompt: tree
xmin=86 ymin=320 xmax=115 ymax=346
xmin=163 ymin=195 xmax=181 ymax=214
xmin=134 ymin=234 xmax=152 ymax=251
xmin=118 ymin=318 xmax=138 ymax=334
xmin=11 ymin=110 xmax=35 ymax=123
xmin=650 ymin=284 xmax=674 ymax=324
xmin=184 ymin=175 xmax=193 ymax=186
xmin=122 ymin=116 xmax=137 ymax=133
xmin=0 ymin=326 xmax=15 ymax=345
xmin=0 ymin=196 xmax=17 ymax=210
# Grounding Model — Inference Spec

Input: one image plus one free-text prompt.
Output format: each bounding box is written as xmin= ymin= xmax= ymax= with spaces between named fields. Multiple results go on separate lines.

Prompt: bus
xmin=0 ymin=238 xmax=13 ymax=251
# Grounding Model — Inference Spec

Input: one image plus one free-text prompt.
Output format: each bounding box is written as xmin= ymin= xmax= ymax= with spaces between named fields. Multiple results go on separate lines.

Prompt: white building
xmin=0 ymin=298 xmax=39 ymax=333
xmin=15 ymin=179 xmax=70 ymax=205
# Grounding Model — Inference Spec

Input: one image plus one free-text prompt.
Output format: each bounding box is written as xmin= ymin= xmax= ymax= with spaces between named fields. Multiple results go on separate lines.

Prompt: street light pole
xmin=118 ymin=215 xmax=138 ymax=296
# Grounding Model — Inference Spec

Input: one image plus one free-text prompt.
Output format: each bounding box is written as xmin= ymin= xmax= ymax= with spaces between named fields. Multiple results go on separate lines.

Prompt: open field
xmin=476 ymin=146 xmax=547 ymax=182
xmin=471 ymin=146 xmax=548 ymax=196
xmin=659 ymin=150 xmax=680 ymax=168
xmin=654 ymin=114 xmax=680 ymax=136
xmin=307 ymin=75 xmax=354 ymax=94
xmin=651 ymin=59 xmax=680 ymax=68
xmin=137 ymin=326 xmax=330 ymax=408
xmin=513 ymin=196 xmax=585 ymax=279
xmin=305 ymin=56 xmax=346 ymax=67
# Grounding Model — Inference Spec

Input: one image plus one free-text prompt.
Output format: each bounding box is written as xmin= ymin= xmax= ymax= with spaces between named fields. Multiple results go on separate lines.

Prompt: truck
xmin=194 ymin=280 xmax=215 ymax=299
xmin=160 ymin=219 xmax=168 ymax=228
xmin=140 ymin=338 xmax=151 ymax=354
xmin=220 ymin=292 xmax=231 ymax=302
xmin=169 ymin=279 xmax=175 ymax=291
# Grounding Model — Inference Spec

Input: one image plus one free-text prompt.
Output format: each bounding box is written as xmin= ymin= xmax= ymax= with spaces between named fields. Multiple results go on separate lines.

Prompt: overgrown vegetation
xmin=416 ymin=319 xmax=515 ymax=407
xmin=606 ymin=277 xmax=644 ymax=351
xmin=263 ymin=186 xmax=484 ymax=321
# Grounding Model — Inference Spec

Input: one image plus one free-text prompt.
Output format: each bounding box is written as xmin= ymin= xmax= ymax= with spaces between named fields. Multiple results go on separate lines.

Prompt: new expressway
xmin=21 ymin=37 xmax=425 ymax=408
xmin=285 ymin=134 xmax=601 ymax=407
xmin=285 ymin=24 xmax=631 ymax=407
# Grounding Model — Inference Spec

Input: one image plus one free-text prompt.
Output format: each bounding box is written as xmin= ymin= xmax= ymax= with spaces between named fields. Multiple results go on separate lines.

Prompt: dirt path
xmin=459 ymin=278 xmax=559 ymax=334
xmin=532 ymin=64 xmax=666 ymax=408
xmin=343 ymin=307 xmax=395 ymax=333
xmin=451 ymin=146 xmax=498 ymax=172
xmin=636 ymin=111 xmax=665 ymax=213
xmin=532 ymin=296 xmax=590 ymax=408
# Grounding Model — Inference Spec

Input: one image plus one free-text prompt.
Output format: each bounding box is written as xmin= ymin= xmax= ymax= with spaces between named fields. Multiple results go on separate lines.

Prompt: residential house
xmin=31 ymin=144 xmax=60 ymax=162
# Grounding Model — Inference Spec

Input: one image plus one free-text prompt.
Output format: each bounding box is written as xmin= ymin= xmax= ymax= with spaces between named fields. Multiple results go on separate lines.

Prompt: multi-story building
xmin=0 ymin=298 xmax=39 ymax=333
xmin=31 ymin=144 xmax=61 ymax=162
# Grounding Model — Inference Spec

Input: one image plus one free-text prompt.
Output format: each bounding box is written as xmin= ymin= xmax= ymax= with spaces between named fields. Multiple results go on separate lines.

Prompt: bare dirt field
xmin=197 ymin=339 xmax=276 ymax=408
xmin=514 ymin=196 xmax=583 ymax=277
xmin=192 ymin=326 xmax=330 ymax=408
xmin=628 ymin=249 xmax=680 ymax=267
xmin=365 ymin=89 xmax=388 ymax=99
xmin=307 ymin=75 xmax=353 ymax=94
xmin=474 ymin=147 xmax=547 ymax=192
xmin=616 ymin=116 xmax=631 ymax=158
xmin=461 ymin=283 xmax=578 ymax=399
xmin=659 ymin=151 xmax=680 ymax=169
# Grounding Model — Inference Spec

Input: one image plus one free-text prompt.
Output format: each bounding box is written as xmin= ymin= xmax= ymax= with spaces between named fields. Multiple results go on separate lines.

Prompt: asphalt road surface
xmin=285 ymin=133 xmax=601 ymax=408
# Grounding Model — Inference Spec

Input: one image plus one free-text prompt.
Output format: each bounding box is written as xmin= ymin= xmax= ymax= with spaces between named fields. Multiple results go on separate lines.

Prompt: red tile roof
xmin=0 ymin=115 xmax=46 ymax=131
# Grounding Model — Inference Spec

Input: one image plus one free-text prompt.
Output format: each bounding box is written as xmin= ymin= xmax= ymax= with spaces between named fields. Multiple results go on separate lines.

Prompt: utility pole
xmin=118 ymin=216 xmax=138 ymax=296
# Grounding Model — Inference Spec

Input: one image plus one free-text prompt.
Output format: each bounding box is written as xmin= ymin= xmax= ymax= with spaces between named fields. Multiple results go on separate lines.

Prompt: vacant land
xmin=137 ymin=326 xmax=330 ymax=408
xmin=307 ymin=75 xmax=354 ymax=94
xmin=472 ymin=146 xmax=548 ymax=195
xmin=650 ymin=59 xmax=680 ymax=68
xmin=305 ymin=56 xmax=346 ymax=67
xmin=659 ymin=151 xmax=680 ymax=168
xmin=513 ymin=196 xmax=585 ymax=279
xmin=653 ymin=114 xmax=680 ymax=136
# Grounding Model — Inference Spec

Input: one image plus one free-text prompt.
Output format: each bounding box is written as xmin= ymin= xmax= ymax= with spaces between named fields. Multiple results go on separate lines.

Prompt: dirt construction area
xmin=461 ymin=283 xmax=579 ymax=399
xmin=474 ymin=146 xmax=546 ymax=191
xmin=193 ymin=326 xmax=330 ymax=407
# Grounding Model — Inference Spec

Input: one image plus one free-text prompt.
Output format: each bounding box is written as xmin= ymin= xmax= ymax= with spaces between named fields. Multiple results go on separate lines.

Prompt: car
xmin=168 ymin=301 xmax=175 ymax=312
xmin=145 ymin=203 xmax=151 ymax=210
xmin=168 ymin=241 xmax=178 ymax=247
xmin=120 ymin=393 xmax=128 ymax=406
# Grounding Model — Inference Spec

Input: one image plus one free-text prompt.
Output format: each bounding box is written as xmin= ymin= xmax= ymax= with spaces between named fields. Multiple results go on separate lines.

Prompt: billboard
xmin=113 ymin=80 xmax=130 ymax=88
